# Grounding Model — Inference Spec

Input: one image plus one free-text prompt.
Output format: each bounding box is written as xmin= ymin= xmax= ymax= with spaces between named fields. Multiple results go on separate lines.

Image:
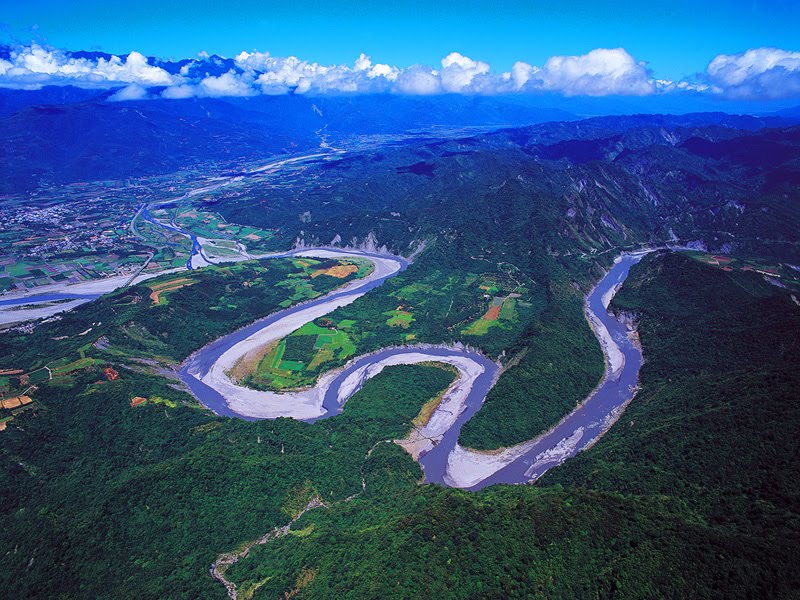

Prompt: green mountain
xmin=1 ymin=114 xmax=799 ymax=598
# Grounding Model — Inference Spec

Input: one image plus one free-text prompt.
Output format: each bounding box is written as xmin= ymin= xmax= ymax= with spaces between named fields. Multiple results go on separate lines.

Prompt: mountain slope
xmin=223 ymin=252 xmax=800 ymax=599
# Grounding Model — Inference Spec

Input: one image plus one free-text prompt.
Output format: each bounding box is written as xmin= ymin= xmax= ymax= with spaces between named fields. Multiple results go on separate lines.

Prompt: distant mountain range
xmin=0 ymin=87 xmax=585 ymax=192
xmin=200 ymin=112 xmax=800 ymax=267
xmin=1 ymin=75 xmax=799 ymax=195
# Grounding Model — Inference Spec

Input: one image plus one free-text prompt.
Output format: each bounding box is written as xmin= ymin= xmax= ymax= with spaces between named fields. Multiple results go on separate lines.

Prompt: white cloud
xmin=369 ymin=63 xmax=398 ymax=79
xmin=354 ymin=53 xmax=372 ymax=72
xmin=509 ymin=61 xmax=539 ymax=90
xmin=0 ymin=45 xmax=178 ymax=88
xmin=439 ymin=52 xmax=490 ymax=92
xmin=654 ymin=79 xmax=711 ymax=94
xmin=234 ymin=50 xmax=272 ymax=72
xmin=706 ymin=48 xmax=800 ymax=98
xmin=534 ymin=48 xmax=654 ymax=96
xmin=2 ymin=42 xmax=798 ymax=101
xmin=353 ymin=54 xmax=399 ymax=81
xmin=161 ymin=84 xmax=196 ymax=99
xmin=395 ymin=66 xmax=442 ymax=95
xmin=98 ymin=51 xmax=176 ymax=85
xmin=245 ymin=53 xmax=399 ymax=94
xmin=199 ymin=71 xmax=255 ymax=97
xmin=108 ymin=83 xmax=149 ymax=101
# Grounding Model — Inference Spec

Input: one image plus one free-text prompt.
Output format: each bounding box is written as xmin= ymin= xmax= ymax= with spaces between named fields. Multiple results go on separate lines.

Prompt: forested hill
xmin=3 ymin=84 xmax=799 ymax=202
xmin=213 ymin=118 xmax=800 ymax=266
xmin=543 ymin=252 xmax=800 ymax=594
xmin=210 ymin=116 xmax=800 ymax=449
xmin=222 ymin=251 xmax=800 ymax=599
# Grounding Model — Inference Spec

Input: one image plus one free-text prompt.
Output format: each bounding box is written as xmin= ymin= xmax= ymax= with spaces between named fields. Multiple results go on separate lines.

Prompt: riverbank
xmin=181 ymin=247 xmax=652 ymax=490
xmin=187 ymin=249 xmax=407 ymax=419
xmin=0 ymin=268 xmax=184 ymax=326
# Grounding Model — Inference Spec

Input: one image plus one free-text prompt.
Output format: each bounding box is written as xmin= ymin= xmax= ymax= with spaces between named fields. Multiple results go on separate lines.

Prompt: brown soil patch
xmin=311 ymin=264 xmax=358 ymax=279
xmin=149 ymin=277 xmax=193 ymax=291
xmin=0 ymin=369 xmax=23 ymax=375
xmin=130 ymin=396 xmax=147 ymax=407
xmin=412 ymin=391 xmax=446 ymax=428
xmin=148 ymin=278 xmax=196 ymax=304
xmin=228 ymin=341 xmax=278 ymax=383
xmin=285 ymin=567 xmax=318 ymax=599
xmin=483 ymin=305 xmax=501 ymax=321
xmin=1 ymin=397 xmax=22 ymax=409
xmin=244 ymin=233 xmax=260 ymax=241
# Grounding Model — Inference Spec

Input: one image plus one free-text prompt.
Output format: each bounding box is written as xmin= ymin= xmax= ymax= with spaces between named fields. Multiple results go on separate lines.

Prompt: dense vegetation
xmin=2 ymin=209 xmax=799 ymax=598
xmin=0 ymin=362 xmax=455 ymax=598
xmin=221 ymin=147 xmax=626 ymax=447
xmin=3 ymin=108 xmax=800 ymax=598
xmin=209 ymin=120 xmax=800 ymax=447
xmin=228 ymin=463 xmax=747 ymax=599
xmin=223 ymin=252 xmax=800 ymax=599
xmin=541 ymin=252 xmax=800 ymax=592
xmin=458 ymin=291 xmax=603 ymax=449
xmin=12 ymin=115 xmax=800 ymax=453
xmin=0 ymin=256 xmax=357 ymax=370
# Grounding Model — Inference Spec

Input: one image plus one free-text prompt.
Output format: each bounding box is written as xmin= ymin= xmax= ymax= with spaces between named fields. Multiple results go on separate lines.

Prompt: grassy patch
xmin=384 ymin=309 xmax=415 ymax=328
xmin=246 ymin=321 xmax=358 ymax=390
xmin=50 ymin=357 xmax=97 ymax=376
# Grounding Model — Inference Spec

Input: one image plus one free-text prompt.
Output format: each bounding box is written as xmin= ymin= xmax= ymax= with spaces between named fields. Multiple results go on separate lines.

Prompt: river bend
xmin=179 ymin=247 xmax=648 ymax=489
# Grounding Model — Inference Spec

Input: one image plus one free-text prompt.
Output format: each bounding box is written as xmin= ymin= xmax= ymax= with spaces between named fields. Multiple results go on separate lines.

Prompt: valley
xmin=1 ymin=110 xmax=799 ymax=599
xmin=2 ymin=0 xmax=800 ymax=591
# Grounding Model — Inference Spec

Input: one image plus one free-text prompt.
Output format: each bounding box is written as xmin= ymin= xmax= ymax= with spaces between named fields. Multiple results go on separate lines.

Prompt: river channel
xmin=179 ymin=247 xmax=648 ymax=489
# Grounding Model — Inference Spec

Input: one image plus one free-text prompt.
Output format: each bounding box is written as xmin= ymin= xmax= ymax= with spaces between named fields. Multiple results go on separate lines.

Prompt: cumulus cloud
xmin=395 ymin=65 xmax=442 ymax=95
xmin=240 ymin=53 xmax=396 ymax=94
xmin=509 ymin=61 xmax=539 ymax=90
xmin=199 ymin=71 xmax=255 ymax=97
xmin=439 ymin=52 xmax=490 ymax=92
xmin=0 ymin=44 xmax=178 ymax=88
xmin=512 ymin=48 xmax=654 ymax=96
xmin=705 ymin=48 xmax=800 ymax=99
xmin=353 ymin=54 xmax=399 ymax=81
xmin=161 ymin=84 xmax=196 ymax=99
xmin=0 ymin=43 xmax=662 ymax=97
xmin=2 ymin=42 xmax=798 ymax=101
xmin=108 ymin=83 xmax=149 ymax=101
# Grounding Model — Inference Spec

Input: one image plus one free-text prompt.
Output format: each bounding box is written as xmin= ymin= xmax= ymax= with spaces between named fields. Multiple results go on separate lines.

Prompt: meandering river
xmin=1 ymin=138 xmax=652 ymax=489
xmin=179 ymin=246 xmax=649 ymax=489
xmin=3 ymin=146 xmax=650 ymax=488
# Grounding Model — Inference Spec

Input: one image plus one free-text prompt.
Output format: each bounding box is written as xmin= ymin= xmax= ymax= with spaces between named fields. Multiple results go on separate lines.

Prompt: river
xmin=179 ymin=246 xmax=649 ymax=489
xmin=3 ymin=146 xmax=650 ymax=487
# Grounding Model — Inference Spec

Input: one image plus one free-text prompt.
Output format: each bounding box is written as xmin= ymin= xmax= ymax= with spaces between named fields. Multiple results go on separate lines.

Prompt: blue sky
xmin=2 ymin=0 xmax=799 ymax=80
xmin=1 ymin=0 xmax=799 ymax=102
